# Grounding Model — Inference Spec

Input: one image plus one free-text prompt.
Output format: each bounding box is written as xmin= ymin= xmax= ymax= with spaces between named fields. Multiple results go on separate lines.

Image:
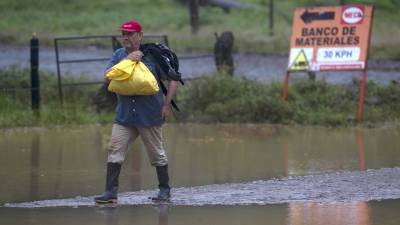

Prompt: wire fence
xmin=0 ymin=34 xmax=216 ymax=110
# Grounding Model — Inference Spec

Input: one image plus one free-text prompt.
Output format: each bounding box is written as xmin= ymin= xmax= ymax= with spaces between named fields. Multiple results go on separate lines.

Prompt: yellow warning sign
xmin=289 ymin=49 xmax=309 ymax=71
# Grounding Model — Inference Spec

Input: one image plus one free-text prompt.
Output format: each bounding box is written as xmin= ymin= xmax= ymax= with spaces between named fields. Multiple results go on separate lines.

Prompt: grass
xmin=0 ymin=68 xmax=114 ymax=128
xmin=0 ymin=99 xmax=113 ymax=127
xmin=1 ymin=0 xmax=400 ymax=58
xmin=1 ymin=67 xmax=400 ymax=128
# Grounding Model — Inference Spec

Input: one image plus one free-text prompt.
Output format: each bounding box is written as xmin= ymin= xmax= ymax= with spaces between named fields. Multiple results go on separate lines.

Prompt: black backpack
xmin=140 ymin=43 xmax=184 ymax=111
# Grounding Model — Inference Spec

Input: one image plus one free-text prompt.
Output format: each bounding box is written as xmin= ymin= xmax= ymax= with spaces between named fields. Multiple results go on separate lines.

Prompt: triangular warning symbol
xmin=289 ymin=49 xmax=309 ymax=71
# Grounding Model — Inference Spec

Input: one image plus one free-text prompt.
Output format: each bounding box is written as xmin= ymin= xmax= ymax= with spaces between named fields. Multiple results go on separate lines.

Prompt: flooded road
xmin=1 ymin=124 xmax=400 ymax=224
xmin=5 ymin=167 xmax=400 ymax=208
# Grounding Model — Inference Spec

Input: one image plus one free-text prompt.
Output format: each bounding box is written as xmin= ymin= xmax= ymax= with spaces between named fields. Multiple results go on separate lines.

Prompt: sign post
xmin=283 ymin=5 xmax=374 ymax=122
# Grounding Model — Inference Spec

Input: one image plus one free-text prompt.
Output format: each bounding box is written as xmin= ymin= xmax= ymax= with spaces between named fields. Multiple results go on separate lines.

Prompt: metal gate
xmin=54 ymin=34 xmax=168 ymax=103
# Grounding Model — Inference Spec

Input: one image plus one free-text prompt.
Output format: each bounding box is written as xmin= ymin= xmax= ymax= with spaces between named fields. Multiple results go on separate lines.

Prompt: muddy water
xmin=0 ymin=201 xmax=399 ymax=225
xmin=1 ymin=124 xmax=400 ymax=224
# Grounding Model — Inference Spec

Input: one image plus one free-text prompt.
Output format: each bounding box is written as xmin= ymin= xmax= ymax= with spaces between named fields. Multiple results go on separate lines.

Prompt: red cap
xmin=120 ymin=20 xmax=142 ymax=32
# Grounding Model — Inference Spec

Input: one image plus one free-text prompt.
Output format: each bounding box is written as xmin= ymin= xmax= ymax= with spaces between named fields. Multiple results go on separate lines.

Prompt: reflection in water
xmin=283 ymin=127 xmax=384 ymax=176
xmin=95 ymin=207 xmax=119 ymax=225
xmin=156 ymin=205 xmax=169 ymax=225
xmin=30 ymin=132 xmax=40 ymax=201
xmin=54 ymin=132 xmax=63 ymax=199
xmin=282 ymin=143 xmax=289 ymax=176
xmin=357 ymin=129 xmax=366 ymax=171
xmin=283 ymin=129 xmax=367 ymax=175
xmin=95 ymin=205 xmax=169 ymax=225
xmin=287 ymin=202 xmax=370 ymax=225
xmin=4 ymin=202 xmax=394 ymax=225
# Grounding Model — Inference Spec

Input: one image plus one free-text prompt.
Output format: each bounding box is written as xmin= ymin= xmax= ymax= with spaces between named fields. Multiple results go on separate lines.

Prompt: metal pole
xmin=282 ymin=71 xmax=290 ymax=101
xmin=54 ymin=39 xmax=64 ymax=104
xmin=111 ymin=36 xmax=122 ymax=51
xmin=269 ymin=0 xmax=274 ymax=36
xmin=30 ymin=34 xmax=40 ymax=114
xmin=163 ymin=35 xmax=169 ymax=47
xmin=356 ymin=6 xmax=374 ymax=123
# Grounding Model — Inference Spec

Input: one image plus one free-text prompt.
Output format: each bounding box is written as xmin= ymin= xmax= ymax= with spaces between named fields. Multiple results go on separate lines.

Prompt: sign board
xmin=288 ymin=5 xmax=373 ymax=71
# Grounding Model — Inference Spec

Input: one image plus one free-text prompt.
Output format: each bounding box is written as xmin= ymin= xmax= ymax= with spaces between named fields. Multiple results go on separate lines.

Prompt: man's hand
xmin=161 ymin=104 xmax=171 ymax=120
xmin=126 ymin=50 xmax=143 ymax=61
xmin=161 ymin=80 xmax=178 ymax=120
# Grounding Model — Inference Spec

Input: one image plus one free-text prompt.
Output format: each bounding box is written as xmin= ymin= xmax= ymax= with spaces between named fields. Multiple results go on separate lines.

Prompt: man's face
xmin=121 ymin=31 xmax=142 ymax=50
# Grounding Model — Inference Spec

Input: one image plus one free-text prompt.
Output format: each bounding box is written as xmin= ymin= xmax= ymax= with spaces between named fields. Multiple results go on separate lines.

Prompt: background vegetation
xmin=1 ymin=0 xmax=400 ymax=58
xmin=1 ymin=68 xmax=399 ymax=128
xmin=0 ymin=68 xmax=113 ymax=127
xmin=1 ymin=0 xmax=399 ymax=127
xmin=178 ymin=73 xmax=400 ymax=126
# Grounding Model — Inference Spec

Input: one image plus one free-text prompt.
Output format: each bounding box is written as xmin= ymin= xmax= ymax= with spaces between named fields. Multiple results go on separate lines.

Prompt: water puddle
xmin=1 ymin=124 xmax=399 ymax=224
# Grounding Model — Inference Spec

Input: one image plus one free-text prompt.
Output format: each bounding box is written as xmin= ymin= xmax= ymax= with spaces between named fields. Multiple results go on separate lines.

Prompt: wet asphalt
xmin=1 ymin=45 xmax=400 ymax=84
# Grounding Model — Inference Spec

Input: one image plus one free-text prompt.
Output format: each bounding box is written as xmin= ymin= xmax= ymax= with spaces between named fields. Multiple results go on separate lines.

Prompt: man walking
xmin=95 ymin=20 xmax=179 ymax=205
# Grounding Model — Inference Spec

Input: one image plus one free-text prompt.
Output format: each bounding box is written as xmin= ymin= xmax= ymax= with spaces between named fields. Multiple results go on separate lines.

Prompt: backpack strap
xmin=140 ymin=43 xmax=181 ymax=112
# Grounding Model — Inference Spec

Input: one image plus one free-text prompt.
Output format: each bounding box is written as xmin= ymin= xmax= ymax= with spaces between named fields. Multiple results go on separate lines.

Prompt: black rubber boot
xmin=151 ymin=165 xmax=171 ymax=201
xmin=95 ymin=162 xmax=121 ymax=204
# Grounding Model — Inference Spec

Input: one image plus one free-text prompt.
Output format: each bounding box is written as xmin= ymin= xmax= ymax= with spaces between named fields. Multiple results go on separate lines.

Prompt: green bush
xmin=1 ymin=68 xmax=400 ymax=127
xmin=178 ymin=74 xmax=400 ymax=126
xmin=179 ymin=74 xmax=292 ymax=123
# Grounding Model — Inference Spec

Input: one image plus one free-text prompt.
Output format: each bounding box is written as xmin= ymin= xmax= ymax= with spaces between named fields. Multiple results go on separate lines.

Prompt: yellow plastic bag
xmin=106 ymin=59 xmax=159 ymax=96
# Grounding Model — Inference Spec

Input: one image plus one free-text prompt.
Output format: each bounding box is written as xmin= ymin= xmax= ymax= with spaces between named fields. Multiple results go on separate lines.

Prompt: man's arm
xmin=161 ymin=80 xmax=178 ymax=119
xmin=104 ymin=50 xmax=143 ymax=83
xmin=104 ymin=68 xmax=111 ymax=83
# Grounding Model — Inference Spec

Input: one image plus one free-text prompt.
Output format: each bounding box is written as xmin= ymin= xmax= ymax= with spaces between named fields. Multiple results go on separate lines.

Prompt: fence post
xmin=30 ymin=34 xmax=40 ymax=114
xmin=189 ymin=0 xmax=199 ymax=34
xmin=54 ymin=38 xmax=64 ymax=104
xmin=269 ymin=0 xmax=274 ymax=36
xmin=163 ymin=35 xmax=169 ymax=47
